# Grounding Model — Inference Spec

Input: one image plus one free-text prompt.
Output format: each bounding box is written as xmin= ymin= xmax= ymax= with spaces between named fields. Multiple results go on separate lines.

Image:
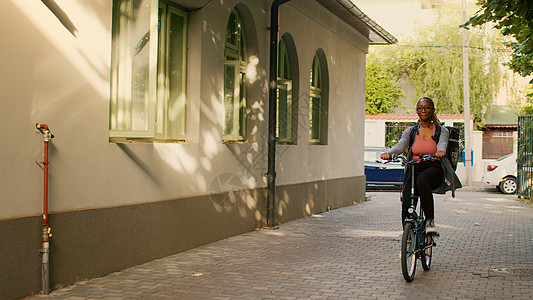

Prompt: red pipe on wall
xmin=43 ymin=127 xmax=49 ymax=225
xmin=36 ymin=123 xmax=53 ymax=295
xmin=36 ymin=124 xmax=53 ymax=224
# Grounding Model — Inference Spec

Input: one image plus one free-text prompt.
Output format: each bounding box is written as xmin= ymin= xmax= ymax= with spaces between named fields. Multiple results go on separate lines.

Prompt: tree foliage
xmin=463 ymin=0 xmax=533 ymax=81
xmin=520 ymin=85 xmax=533 ymax=114
xmin=366 ymin=3 xmax=506 ymax=124
xmin=365 ymin=61 xmax=405 ymax=114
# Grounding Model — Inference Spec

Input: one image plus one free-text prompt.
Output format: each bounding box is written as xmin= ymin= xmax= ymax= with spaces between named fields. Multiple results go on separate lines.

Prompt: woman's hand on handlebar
xmin=435 ymin=150 xmax=446 ymax=159
xmin=380 ymin=152 xmax=391 ymax=160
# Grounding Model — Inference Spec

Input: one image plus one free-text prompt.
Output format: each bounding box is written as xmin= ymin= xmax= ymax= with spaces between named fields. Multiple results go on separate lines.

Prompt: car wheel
xmin=499 ymin=177 xmax=517 ymax=194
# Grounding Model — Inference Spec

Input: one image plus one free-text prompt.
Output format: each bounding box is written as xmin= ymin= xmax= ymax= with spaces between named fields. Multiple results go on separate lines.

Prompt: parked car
xmin=482 ymin=153 xmax=517 ymax=194
xmin=365 ymin=147 xmax=404 ymax=189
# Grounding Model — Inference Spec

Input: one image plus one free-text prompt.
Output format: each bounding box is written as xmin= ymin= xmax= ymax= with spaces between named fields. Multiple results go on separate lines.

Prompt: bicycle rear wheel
xmin=401 ymin=223 xmax=416 ymax=282
xmin=421 ymin=233 xmax=432 ymax=270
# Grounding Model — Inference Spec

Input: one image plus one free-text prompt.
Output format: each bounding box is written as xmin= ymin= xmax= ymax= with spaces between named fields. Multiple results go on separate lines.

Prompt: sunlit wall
xmin=1 ymin=0 xmax=367 ymax=220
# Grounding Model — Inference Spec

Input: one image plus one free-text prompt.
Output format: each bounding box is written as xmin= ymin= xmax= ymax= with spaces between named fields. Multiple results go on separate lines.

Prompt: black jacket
xmin=433 ymin=157 xmax=462 ymax=197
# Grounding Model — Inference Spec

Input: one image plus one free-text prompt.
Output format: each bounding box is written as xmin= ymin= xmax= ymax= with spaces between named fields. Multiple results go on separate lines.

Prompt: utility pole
xmin=462 ymin=0 xmax=472 ymax=186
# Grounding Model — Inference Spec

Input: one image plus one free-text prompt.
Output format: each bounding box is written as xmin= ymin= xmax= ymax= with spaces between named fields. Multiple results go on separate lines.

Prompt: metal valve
xmin=36 ymin=123 xmax=55 ymax=141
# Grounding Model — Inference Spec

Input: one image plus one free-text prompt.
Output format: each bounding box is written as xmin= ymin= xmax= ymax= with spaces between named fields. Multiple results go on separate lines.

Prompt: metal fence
xmin=517 ymin=115 xmax=533 ymax=200
xmin=385 ymin=122 xmax=413 ymax=149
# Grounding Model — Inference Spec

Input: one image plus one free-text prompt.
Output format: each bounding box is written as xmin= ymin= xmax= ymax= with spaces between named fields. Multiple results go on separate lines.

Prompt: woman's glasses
xmin=416 ymin=106 xmax=433 ymax=111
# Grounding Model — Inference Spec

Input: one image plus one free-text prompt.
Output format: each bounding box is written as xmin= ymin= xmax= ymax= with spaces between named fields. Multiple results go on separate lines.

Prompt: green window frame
xmin=277 ymin=39 xmax=292 ymax=143
xmin=109 ymin=0 xmax=187 ymax=141
xmin=223 ymin=9 xmax=247 ymax=142
xmin=309 ymin=54 xmax=322 ymax=144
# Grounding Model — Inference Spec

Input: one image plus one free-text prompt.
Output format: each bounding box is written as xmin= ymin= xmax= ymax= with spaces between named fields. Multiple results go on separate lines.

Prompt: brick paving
xmin=31 ymin=190 xmax=533 ymax=299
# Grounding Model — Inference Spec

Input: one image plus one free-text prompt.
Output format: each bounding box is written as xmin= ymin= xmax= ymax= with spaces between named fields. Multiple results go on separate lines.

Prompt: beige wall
xmin=1 ymin=0 xmax=370 ymax=297
xmin=355 ymin=0 xmax=440 ymax=39
xmin=1 ymin=0 xmax=367 ymax=220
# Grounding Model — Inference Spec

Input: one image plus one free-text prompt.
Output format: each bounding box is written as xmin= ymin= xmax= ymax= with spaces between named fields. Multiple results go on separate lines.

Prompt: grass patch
xmin=519 ymin=196 xmax=533 ymax=205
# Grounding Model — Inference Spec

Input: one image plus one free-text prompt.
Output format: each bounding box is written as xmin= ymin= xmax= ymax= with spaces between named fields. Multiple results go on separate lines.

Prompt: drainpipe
xmin=267 ymin=0 xmax=291 ymax=228
xmin=36 ymin=123 xmax=54 ymax=295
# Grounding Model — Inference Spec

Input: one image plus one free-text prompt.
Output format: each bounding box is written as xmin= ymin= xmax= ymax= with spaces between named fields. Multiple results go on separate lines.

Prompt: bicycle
xmin=388 ymin=154 xmax=439 ymax=282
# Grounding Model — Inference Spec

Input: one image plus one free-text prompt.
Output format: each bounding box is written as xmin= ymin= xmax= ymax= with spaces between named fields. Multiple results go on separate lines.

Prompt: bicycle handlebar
xmin=385 ymin=154 xmax=406 ymax=164
xmin=386 ymin=154 xmax=439 ymax=165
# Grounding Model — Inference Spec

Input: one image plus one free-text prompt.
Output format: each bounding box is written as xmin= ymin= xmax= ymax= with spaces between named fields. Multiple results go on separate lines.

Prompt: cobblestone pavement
xmin=31 ymin=190 xmax=533 ymax=299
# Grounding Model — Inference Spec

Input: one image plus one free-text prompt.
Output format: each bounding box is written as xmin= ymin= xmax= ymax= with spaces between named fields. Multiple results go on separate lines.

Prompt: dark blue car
xmin=364 ymin=147 xmax=405 ymax=189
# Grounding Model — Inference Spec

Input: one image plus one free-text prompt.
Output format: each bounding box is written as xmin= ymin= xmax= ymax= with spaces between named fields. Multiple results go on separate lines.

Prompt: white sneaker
xmin=426 ymin=219 xmax=438 ymax=235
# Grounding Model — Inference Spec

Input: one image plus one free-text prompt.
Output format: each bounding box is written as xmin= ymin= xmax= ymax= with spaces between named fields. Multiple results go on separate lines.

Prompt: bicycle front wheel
xmin=421 ymin=233 xmax=433 ymax=270
xmin=401 ymin=223 xmax=416 ymax=282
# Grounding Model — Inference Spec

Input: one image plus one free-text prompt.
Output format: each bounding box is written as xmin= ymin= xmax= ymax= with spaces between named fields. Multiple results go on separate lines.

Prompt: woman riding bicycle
xmin=380 ymin=97 xmax=449 ymax=235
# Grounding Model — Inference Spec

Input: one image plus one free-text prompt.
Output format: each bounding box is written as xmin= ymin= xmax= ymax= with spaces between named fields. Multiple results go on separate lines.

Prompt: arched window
xmin=223 ymin=9 xmax=247 ymax=141
xmin=277 ymin=38 xmax=292 ymax=143
xmin=308 ymin=49 xmax=329 ymax=145
xmin=309 ymin=54 xmax=322 ymax=144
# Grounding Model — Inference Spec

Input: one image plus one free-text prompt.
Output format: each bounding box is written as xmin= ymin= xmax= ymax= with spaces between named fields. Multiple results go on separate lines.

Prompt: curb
xmin=458 ymin=186 xmax=497 ymax=193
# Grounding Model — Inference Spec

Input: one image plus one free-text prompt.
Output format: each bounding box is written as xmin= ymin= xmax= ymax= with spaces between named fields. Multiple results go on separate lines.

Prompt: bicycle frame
xmin=405 ymin=207 xmax=431 ymax=259
xmin=403 ymin=160 xmax=428 ymax=257
xmin=391 ymin=154 xmax=437 ymax=281
xmin=396 ymin=153 xmax=437 ymax=231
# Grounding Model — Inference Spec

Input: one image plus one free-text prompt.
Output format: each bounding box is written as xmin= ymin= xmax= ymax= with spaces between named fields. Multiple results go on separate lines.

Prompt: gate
xmin=517 ymin=115 xmax=533 ymax=200
xmin=385 ymin=122 xmax=413 ymax=149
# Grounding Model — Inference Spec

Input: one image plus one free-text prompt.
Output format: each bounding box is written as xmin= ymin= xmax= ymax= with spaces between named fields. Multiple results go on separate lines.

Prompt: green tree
xmin=462 ymin=0 xmax=533 ymax=81
xmin=367 ymin=3 xmax=506 ymax=124
xmin=365 ymin=61 xmax=405 ymax=114
xmin=520 ymin=85 xmax=533 ymax=114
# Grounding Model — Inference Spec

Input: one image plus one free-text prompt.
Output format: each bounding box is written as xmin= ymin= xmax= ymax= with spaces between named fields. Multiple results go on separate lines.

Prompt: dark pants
xmin=402 ymin=160 xmax=443 ymax=224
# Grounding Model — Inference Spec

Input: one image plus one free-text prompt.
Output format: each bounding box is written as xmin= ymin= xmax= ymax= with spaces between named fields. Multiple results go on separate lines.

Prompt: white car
xmin=482 ymin=153 xmax=517 ymax=194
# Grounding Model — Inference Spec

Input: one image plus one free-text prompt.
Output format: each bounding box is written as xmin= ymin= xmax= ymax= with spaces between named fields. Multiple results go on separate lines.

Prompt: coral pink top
xmin=411 ymin=126 xmax=437 ymax=161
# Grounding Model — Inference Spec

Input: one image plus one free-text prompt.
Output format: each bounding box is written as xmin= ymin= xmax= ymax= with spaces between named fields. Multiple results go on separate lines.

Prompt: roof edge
xmin=336 ymin=0 xmax=397 ymax=45
xmin=365 ymin=113 xmax=474 ymax=120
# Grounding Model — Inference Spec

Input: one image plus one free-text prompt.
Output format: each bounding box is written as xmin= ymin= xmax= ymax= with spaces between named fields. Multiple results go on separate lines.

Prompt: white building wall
xmin=277 ymin=1 xmax=369 ymax=182
xmin=364 ymin=120 xmax=386 ymax=147
xmin=455 ymin=130 xmax=483 ymax=182
xmin=1 ymin=0 xmax=369 ymax=220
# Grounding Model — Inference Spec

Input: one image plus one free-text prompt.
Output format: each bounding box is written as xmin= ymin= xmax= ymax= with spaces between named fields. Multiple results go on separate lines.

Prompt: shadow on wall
xmin=5 ymin=1 xmax=366 ymax=299
xmin=107 ymin=2 xmax=270 ymax=225
xmin=14 ymin=0 xmax=362 ymax=226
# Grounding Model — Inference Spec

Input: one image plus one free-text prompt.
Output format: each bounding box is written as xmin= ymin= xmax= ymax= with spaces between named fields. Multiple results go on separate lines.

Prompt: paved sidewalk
xmin=31 ymin=190 xmax=533 ymax=299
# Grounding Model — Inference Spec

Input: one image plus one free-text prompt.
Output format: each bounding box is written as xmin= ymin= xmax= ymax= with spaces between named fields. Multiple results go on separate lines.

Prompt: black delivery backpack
xmin=443 ymin=126 xmax=460 ymax=171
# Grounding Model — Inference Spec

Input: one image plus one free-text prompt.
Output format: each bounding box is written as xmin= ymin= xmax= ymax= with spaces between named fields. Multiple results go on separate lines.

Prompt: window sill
xmin=223 ymin=140 xmax=249 ymax=145
xmin=109 ymin=137 xmax=188 ymax=144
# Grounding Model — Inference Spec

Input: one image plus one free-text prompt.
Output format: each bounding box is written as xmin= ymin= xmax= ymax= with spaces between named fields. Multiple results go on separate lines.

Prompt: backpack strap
xmin=432 ymin=124 xmax=441 ymax=143
xmin=408 ymin=124 xmax=418 ymax=149
xmin=407 ymin=124 xmax=419 ymax=159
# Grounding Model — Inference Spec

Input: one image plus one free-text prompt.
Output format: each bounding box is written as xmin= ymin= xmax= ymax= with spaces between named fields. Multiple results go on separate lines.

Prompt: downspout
xmin=36 ymin=123 xmax=54 ymax=295
xmin=267 ymin=0 xmax=291 ymax=228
